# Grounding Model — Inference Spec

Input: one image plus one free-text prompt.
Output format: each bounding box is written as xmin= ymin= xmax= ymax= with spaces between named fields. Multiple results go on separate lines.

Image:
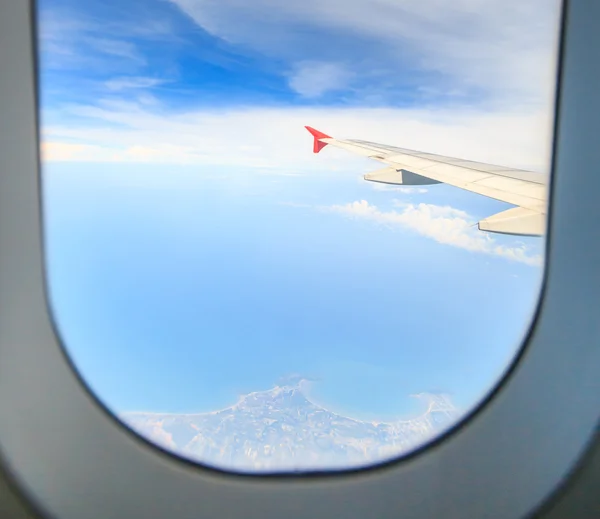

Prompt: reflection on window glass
xmin=37 ymin=0 xmax=561 ymax=472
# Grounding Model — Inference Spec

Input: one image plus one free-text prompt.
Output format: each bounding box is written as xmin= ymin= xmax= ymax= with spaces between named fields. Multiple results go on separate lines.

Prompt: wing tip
xmin=305 ymin=125 xmax=332 ymax=154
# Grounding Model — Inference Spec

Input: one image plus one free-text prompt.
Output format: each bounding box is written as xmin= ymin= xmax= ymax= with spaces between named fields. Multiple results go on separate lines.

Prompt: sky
xmin=37 ymin=0 xmax=562 ymax=424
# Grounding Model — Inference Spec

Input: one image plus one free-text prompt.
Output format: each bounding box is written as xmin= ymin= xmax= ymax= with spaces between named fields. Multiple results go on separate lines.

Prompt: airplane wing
xmin=305 ymin=126 xmax=549 ymax=237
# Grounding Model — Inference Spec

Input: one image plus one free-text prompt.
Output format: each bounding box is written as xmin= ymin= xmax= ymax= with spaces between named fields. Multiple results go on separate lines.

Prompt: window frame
xmin=1 ymin=0 xmax=600 ymax=518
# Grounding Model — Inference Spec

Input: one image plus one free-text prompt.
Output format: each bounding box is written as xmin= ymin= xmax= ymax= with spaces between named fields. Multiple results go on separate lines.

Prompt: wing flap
xmin=478 ymin=207 xmax=545 ymax=237
xmin=364 ymin=167 xmax=441 ymax=185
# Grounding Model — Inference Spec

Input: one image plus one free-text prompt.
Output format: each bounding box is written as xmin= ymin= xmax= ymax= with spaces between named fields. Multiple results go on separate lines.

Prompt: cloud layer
xmin=42 ymin=101 xmax=554 ymax=173
xmin=105 ymin=76 xmax=168 ymax=91
xmin=325 ymin=199 xmax=542 ymax=266
xmin=169 ymin=0 xmax=561 ymax=107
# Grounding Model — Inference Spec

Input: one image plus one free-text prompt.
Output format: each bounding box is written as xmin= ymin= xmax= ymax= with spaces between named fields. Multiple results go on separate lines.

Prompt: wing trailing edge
xmin=478 ymin=207 xmax=545 ymax=236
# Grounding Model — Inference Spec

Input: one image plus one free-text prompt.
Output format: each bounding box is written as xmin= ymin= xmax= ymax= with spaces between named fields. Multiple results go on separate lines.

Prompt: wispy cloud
xmin=105 ymin=76 xmax=168 ymax=91
xmin=324 ymin=199 xmax=542 ymax=266
xmin=37 ymin=6 xmax=178 ymax=76
xmin=41 ymin=101 xmax=553 ymax=172
xmin=41 ymin=141 xmax=107 ymax=162
xmin=85 ymin=37 xmax=145 ymax=63
xmin=169 ymin=0 xmax=561 ymax=108
xmin=288 ymin=62 xmax=354 ymax=98
xmin=40 ymin=140 xmax=210 ymax=165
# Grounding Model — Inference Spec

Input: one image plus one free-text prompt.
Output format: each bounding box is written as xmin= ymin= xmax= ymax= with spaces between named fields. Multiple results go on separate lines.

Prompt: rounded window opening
xmin=37 ymin=0 xmax=561 ymax=473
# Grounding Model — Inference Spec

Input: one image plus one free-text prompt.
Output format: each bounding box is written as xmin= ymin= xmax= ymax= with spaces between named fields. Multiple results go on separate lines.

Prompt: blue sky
xmin=37 ymin=0 xmax=560 ymax=423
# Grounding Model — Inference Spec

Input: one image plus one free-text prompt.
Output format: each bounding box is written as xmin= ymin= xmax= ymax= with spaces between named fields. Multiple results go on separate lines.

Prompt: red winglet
xmin=305 ymin=126 xmax=332 ymax=154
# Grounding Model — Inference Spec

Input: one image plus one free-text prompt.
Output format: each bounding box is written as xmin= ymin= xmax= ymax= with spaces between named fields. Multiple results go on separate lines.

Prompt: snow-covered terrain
xmin=121 ymin=384 xmax=459 ymax=472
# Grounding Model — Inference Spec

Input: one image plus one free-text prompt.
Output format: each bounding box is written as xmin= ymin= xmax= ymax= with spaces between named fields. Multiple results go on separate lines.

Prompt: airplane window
xmin=36 ymin=0 xmax=562 ymax=473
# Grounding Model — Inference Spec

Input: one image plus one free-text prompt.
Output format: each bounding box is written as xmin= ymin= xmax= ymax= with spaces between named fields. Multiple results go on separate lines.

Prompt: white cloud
xmin=40 ymin=99 xmax=546 ymax=267
xmin=37 ymin=9 xmax=178 ymax=74
xmin=325 ymin=199 xmax=542 ymax=266
xmin=85 ymin=37 xmax=145 ymax=63
xmin=41 ymin=102 xmax=553 ymax=173
xmin=40 ymin=141 xmax=207 ymax=165
xmin=105 ymin=77 xmax=167 ymax=91
xmin=168 ymin=0 xmax=561 ymax=107
xmin=40 ymin=142 xmax=114 ymax=162
xmin=288 ymin=62 xmax=354 ymax=98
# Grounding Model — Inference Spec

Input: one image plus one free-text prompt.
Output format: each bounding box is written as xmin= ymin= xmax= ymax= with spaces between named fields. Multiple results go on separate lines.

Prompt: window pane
xmin=37 ymin=0 xmax=561 ymax=472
